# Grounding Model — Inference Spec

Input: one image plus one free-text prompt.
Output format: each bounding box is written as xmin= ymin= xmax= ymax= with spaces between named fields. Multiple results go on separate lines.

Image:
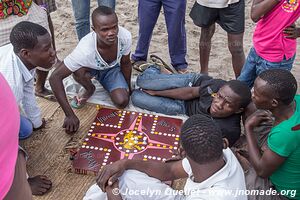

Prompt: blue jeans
xmin=19 ymin=115 xmax=33 ymax=140
xmin=90 ymin=65 xmax=128 ymax=92
xmin=131 ymin=65 xmax=200 ymax=115
xmin=71 ymin=0 xmax=116 ymax=40
xmin=238 ymin=47 xmax=295 ymax=88
xmin=131 ymin=0 xmax=187 ymax=70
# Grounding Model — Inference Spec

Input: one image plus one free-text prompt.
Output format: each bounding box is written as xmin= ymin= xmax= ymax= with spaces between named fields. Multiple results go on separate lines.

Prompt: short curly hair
xmin=10 ymin=21 xmax=48 ymax=53
xmin=258 ymin=69 xmax=297 ymax=105
xmin=180 ymin=114 xmax=223 ymax=164
xmin=225 ymin=80 xmax=251 ymax=108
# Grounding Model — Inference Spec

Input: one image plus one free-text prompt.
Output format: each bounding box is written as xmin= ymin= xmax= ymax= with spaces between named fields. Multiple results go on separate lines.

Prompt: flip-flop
xmin=35 ymin=92 xmax=57 ymax=102
xmin=132 ymin=60 xmax=152 ymax=72
xmin=70 ymin=96 xmax=88 ymax=109
xmin=149 ymin=54 xmax=178 ymax=74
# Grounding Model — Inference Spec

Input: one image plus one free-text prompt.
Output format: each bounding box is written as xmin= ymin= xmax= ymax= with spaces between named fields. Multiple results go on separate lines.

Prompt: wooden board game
xmin=71 ymin=106 xmax=183 ymax=175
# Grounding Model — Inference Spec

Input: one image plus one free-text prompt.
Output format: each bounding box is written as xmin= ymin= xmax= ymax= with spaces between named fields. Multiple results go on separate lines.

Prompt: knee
xmin=201 ymin=25 xmax=215 ymax=40
xmin=73 ymin=69 xmax=91 ymax=81
xmin=19 ymin=117 xmax=33 ymax=140
xmin=228 ymin=42 xmax=244 ymax=55
xmin=136 ymin=75 xmax=145 ymax=88
xmin=131 ymin=90 xmax=141 ymax=106
xmin=113 ymin=95 xmax=129 ymax=109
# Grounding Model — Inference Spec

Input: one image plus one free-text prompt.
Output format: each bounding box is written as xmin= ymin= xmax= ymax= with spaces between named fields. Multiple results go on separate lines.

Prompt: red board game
xmin=71 ymin=106 xmax=183 ymax=175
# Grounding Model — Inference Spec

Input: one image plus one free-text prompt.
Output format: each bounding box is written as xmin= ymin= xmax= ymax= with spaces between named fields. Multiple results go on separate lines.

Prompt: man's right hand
xmin=142 ymin=89 xmax=157 ymax=96
xmin=63 ymin=115 xmax=80 ymax=134
xmin=96 ymin=159 xmax=127 ymax=192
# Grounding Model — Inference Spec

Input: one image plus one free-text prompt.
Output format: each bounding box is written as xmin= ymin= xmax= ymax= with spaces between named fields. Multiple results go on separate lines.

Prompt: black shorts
xmin=189 ymin=0 xmax=245 ymax=34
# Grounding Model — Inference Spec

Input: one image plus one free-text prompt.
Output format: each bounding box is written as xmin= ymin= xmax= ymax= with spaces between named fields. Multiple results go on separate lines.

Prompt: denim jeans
xmin=131 ymin=0 xmax=187 ymax=70
xmin=238 ymin=47 xmax=295 ymax=88
xmin=71 ymin=0 xmax=116 ymax=40
xmin=131 ymin=65 xmax=200 ymax=115
xmin=19 ymin=115 xmax=33 ymax=140
xmin=90 ymin=65 xmax=128 ymax=92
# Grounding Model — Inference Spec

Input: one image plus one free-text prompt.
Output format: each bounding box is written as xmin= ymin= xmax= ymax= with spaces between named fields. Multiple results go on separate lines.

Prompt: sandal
xmin=149 ymin=54 xmax=178 ymax=74
xmin=132 ymin=60 xmax=152 ymax=72
xmin=70 ymin=96 xmax=88 ymax=109
xmin=35 ymin=89 xmax=57 ymax=102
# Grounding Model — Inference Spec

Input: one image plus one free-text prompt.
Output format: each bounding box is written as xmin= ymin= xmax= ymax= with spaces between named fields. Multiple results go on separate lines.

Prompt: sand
xmin=19 ymin=0 xmax=300 ymax=199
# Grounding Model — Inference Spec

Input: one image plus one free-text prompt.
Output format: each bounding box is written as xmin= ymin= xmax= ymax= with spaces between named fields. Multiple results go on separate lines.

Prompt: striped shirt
xmin=0 ymin=43 xmax=42 ymax=128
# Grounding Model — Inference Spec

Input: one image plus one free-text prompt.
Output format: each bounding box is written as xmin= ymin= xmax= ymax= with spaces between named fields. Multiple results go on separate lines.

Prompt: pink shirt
xmin=0 ymin=73 xmax=20 ymax=199
xmin=253 ymin=0 xmax=300 ymax=62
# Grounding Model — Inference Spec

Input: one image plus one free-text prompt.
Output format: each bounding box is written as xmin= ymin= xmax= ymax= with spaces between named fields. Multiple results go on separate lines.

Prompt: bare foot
xmin=177 ymin=68 xmax=188 ymax=74
xmin=28 ymin=175 xmax=52 ymax=196
xmin=35 ymin=87 xmax=56 ymax=102
xmin=160 ymin=66 xmax=173 ymax=74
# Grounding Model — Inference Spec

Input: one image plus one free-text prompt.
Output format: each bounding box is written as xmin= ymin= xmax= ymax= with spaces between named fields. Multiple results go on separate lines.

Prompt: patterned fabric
xmin=0 ymin=0 xmax=32 ymax=19
xmin=0 ymin=2 xmax=49 ymax=47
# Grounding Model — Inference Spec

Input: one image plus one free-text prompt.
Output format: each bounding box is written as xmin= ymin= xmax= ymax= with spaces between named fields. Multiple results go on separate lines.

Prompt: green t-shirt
xmin=268 ymin=95 xmax=300 ymax=199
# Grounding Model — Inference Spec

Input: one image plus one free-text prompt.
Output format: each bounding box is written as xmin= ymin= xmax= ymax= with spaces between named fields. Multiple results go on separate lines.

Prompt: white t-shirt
xmin=0 ymin=44 xmax=42 ymax=128
xmin=196 ymin=0 xmax=239 ymax=8
xmin=182 ymin=148 xmax=247 ymax=200
xmin=64 ymin=26 xmax=131 ymax=72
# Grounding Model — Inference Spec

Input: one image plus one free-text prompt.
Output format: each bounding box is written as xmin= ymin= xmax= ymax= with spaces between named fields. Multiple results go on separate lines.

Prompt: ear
xmin=271 ymin=98 xmax=279 ymax=107
xmin=19 ymin=49 xmax=30 ymax=60
xmin=235 ymin=107 xmax=244 ymax=114
xmin=223 ymin=138 xmax=229 ymax=149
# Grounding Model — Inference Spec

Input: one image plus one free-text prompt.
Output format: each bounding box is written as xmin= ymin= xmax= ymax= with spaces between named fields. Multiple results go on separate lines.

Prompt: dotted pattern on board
xmin=72 ymin=106 xmax=183 ymax=175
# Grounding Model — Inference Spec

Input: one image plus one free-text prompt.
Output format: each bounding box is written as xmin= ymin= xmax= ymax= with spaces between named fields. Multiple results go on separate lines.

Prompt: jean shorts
xmin=90 ymin=65 xmax=128 ymax=92
xmin=238 ymin=47 xmax=295 ymax=88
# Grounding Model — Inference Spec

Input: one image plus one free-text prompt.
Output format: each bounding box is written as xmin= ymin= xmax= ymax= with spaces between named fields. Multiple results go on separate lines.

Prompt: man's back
xmin=183 ymin=148 xmax=247 ymax=200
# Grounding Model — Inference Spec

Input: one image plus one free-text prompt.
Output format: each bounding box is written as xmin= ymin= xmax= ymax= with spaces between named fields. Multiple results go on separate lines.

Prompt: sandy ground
xmin=20 ymin=0 xmax=300 ymax=199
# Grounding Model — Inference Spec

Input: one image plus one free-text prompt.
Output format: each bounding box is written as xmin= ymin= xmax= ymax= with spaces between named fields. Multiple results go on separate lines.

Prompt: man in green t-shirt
xmin=245 ymin=69 xmax=300 ymax=200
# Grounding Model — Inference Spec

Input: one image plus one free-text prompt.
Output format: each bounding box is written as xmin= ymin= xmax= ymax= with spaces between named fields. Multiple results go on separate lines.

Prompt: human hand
xmin=142 ymin=89 xmax=157 ymax=96
xmin=105 ymin=179 xmax=120 ymax=199
xmin=96 ymin=160 xmax=127 ymax=192
xmin=33 ymin=118 xmax=46 ymax=131
xmin=283 ymin=24 xmax=300 ymax=39
xmin=245 ymin=110 xmax=273 ymax=130
xmin=63 ymin=115 xmax=80 ymax=134
xmin=165 ymin=146 xmax=186 ymax=163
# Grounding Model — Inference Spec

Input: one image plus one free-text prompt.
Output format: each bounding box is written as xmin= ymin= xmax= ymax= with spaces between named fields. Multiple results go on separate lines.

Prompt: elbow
xmin=251 ymin=13 xmax=260 ymax=23
xmin=250 ymin=9 xmax=261 ymax=23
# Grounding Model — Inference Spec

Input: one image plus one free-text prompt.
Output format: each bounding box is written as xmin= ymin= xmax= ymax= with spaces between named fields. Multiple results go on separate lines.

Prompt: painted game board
xmin=71 ymin=106 xmax=183 ymax=175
